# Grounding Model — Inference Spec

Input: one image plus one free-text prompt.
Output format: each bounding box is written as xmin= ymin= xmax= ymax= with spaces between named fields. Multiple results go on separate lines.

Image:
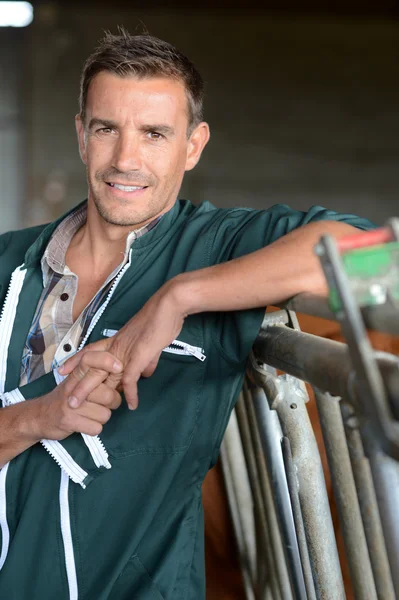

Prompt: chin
xmin=96 ymin=201 xmax=149 ymax=228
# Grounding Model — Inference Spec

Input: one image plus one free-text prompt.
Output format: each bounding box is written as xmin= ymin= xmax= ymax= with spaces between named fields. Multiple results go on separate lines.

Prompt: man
xmin=0 ymin=30 xmax=374 ymax=599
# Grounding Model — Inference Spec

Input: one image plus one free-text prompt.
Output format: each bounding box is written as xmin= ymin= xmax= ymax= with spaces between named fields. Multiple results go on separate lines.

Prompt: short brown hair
xmin=79 ymin=29 xmax=204 ymax=133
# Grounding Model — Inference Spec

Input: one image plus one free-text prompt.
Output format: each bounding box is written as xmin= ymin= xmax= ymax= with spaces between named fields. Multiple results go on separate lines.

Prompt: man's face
xmin=76 ymin=72 xmax=209 ymax=228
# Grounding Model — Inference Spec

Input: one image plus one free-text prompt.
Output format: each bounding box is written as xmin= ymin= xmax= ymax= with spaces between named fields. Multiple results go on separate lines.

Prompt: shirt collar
xmin=41 ymin=203 xmax=162 ymax=286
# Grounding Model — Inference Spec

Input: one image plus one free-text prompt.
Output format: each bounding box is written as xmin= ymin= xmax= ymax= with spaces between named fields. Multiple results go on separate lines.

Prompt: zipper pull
xmin=185 ymin=344 xmax=206 ymax=362
xmin=102 ymin=328 xmax=118 ymax=338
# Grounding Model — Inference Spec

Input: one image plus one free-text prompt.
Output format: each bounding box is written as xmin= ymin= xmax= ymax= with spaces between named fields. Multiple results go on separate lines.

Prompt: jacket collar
xmin=23 ymin=198 xmax=182 ymax=268
xmin=24 ymin=199 xmax=87 ymax=268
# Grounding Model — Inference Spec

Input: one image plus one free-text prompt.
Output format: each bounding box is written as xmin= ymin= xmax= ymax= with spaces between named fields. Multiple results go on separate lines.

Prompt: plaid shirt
xmin=20 ymin=204 xmax=159 ymax=386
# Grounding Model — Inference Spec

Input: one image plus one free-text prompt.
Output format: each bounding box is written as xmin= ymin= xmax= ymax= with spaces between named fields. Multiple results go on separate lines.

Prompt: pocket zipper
xmin=101 ymin=329 xmax=206 ymax=362
xmin=163 ymin=340 xmax=206 ymax=362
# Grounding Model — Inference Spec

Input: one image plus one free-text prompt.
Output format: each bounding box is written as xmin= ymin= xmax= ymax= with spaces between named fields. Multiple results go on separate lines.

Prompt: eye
xmin=147 ymin=131 xmax=164 ymax=141
xmin=97 ymin=127 xmax=113 ymax=135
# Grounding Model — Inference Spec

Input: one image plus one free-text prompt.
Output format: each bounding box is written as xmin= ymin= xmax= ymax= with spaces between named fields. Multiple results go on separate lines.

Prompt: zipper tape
xmin=0 ymin=267 xmax=27 ymax=573
xmin=101 ymin=330 xmax=206 ymax=362
xmin=0 ymin=266 xmax=27 ymax=394
xmin=2 ymin=387 xmax=89 ymax=488
xmin=53 ymin=370 xmax=111 ymax=471
xmin=60 ymin=471 xmax=78 ymax=600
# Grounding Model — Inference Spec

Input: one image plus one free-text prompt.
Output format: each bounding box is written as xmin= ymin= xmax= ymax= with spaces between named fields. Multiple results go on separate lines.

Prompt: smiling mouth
xmin=106 ymin=182 xmax=148 ymax=192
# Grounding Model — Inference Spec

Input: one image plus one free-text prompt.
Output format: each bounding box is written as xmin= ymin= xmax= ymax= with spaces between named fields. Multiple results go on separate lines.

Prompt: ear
xmin=185 ymin=122 xmax=210 ymax=172
xmin=75 ymin=115 xmax=87 ymax=165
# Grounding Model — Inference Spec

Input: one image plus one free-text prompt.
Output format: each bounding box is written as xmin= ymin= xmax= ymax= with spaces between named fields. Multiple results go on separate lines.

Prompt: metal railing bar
xmin=242 ymin=383 xmax=288 ymax=600
xmin=220 ymin=412 xmax=257 ymax=600
xmin=281 ymin=293 xmax=399 ymax=336
xmin=235 ymin=388 xmax=279 ymax=599
xmin=248 ymin=382 xmax=305 ymax=598
xmin=253 ymin=326 xmax=399 ymax=462
xmin=281 ymin=436 xmax=317 ymax=600
xmin=314 ymin=390 xmax=377 ymax=600
xmin=340 ymin=402 xmax=396 ymax=600
xmin=366 ymin=440 xmax=399 ymax=597
xmin=251 ymin=369 xmax=345 ymax=600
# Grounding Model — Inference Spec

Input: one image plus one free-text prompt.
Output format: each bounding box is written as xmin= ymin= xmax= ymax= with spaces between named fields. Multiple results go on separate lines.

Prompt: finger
xmin=58 ymin=338 xmax=111 ymax=375
xmin=65 ymin=352 xmax=123 ymax=408
xmin=87 ymin=384 xmax=122 ymax=410
xmin=71 ymin=415 xmax=104 ymax=437
xmin=121 ymin=369 xmax=140 ymax=410
xmin=78 ymin=402 xmax=112 ymax=425
xmin=141 ymin=355 xmax=160 ymax=378
xmin=104 ymin=371 xmax=123 ymax=391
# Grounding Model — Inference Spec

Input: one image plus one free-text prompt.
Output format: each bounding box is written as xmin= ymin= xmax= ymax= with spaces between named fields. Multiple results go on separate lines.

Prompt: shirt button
xmin=63 ymin=343 xmax=72 ymax=352
xmin=60 ymin=293 xmax=69 ymax=301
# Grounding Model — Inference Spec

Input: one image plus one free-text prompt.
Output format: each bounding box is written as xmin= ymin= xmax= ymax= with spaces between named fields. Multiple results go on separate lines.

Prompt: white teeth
xmin=110 ymin=183 xmax=144 ymax=192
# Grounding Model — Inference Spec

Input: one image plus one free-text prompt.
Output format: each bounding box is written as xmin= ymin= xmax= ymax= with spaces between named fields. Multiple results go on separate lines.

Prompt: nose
xmin=112 ymin=131 xmax=142 ymax=173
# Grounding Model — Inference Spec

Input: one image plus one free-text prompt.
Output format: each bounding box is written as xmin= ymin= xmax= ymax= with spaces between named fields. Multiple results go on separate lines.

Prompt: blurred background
xmin=1 ymin=0 xmax=398 ymax=234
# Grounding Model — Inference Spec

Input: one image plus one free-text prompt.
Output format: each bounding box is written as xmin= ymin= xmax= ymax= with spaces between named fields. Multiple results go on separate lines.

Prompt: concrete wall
xmin=0 ymin=30 xmax=27 ymax=232
xmin=22 ymin=9 xmax=399 ymax=227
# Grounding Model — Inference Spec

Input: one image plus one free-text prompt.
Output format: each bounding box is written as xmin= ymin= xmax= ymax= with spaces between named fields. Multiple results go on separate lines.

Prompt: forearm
xmin=171 ymin=221 xmax=359 ymax=315
xmin=0 ymin=399 xmax=43 ymax=467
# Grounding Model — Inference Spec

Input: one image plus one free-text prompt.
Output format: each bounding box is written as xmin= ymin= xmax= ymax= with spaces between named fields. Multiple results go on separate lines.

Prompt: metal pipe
xmin=264 ymin=378 xmax=345 ymax=600
xmin=246 ymin=383 xmax=302 ymax=598
xmin=242 ymin=383 xmax=289 ymax=600
xmin=253 ymin=325 xmax=352 ymax=400
xmin=235 ymin=389 xmax=281 ymax=599
xmin=314 ymin=390 xmax=377 ymax=599
xmin=341 ymin=402 xmax=396 ymax=600
xmin=282 ymin=293 xmax=399 ymax=336
xmin=253 ymin=325 xmax=399 ymax=461
xmin=366 ymin=440 xmax=399 ymax=597
xmin=220 ymin=409 xmax=257 ymax=600
xmin=281 ymin=436 xmax=317 ymax=600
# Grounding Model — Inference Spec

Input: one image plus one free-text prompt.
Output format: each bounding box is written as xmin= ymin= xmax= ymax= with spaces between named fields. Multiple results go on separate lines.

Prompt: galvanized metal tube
xmin=242 ymin=384 xmax=289 ymax=600
xmin=366 ymin=442 xmax=399 ymax=597
xmin=341 ymin=403 xmax=396 ymax=600
xmin=220 ymin=409 xmax=256 ymax=600
xmin=281 ymin=436 xmax=317 ymax=600
xmin=254 ymin=325 xmax=399 ymax=419
xmin=244 ymin=384 xmax=296 ymax=600
xmin=282 ymin=293 xmax=399 ymax=336
xmin=314 ymin=390 xmax=377 ymax=600
xmin=267 ymin=380 xmax=345 ymax=600
xmin=235 ymin=390 xmax=278 ymax=599
xmin=253 ymin=326 xmax=351 ymax=399
xmin=251 ymin=386 xmax=307 ymax=600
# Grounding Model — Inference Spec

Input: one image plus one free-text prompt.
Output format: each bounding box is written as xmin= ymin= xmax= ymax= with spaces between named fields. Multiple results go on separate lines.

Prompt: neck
xmin=69 ymin=202 xmax=131 ymax=274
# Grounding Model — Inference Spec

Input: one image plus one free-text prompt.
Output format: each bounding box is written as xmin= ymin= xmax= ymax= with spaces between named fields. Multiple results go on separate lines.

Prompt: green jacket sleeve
xmin=2 ymin=372 xmax=57 ymax=406
xmin=208 ymin=204 xmax=376 ymax=364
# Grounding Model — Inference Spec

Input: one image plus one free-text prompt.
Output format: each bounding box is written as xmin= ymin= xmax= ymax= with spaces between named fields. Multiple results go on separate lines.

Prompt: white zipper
xmin=55 ymin=249 xmax=133 ymax=600
xmin=163 ymin=340 xmax=206 ymax=362
xmin=53 ymin=370 xmax=111 ymax=471
xmin=0 ymin=266 xmax=27 ymax=394
xmin=102 ymin=329 xmax=206 ymax=362
xmin=0 ymin=266 xmax=27 ymax=573
xmin=0 ymin=464 xmax=10 ymax=571
xmin=3 ymin=388 xmax=89 ymax=488
xmin=60 ymin=471 xmax=78 ymax=600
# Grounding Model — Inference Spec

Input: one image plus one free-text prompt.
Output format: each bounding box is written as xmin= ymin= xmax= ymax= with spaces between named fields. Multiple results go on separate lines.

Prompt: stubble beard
xmin=90 ymin=184 xmax=156 ymax=227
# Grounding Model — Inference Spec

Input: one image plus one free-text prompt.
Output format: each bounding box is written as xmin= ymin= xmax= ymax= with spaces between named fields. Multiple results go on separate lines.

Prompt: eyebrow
xmin=87 ymin=118 xmax=175 ymax=136
xmin=140 ymin=124 xmax=175 ymax=136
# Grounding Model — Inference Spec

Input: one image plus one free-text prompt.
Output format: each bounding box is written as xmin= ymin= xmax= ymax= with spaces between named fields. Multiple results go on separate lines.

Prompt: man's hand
xmin=59 ymin=281 xmax=186 ymax=410
xmin=0 ymin=350 xmax=124 ymax=467
xmin=35 ymin=350 xmax=123 ymax=440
